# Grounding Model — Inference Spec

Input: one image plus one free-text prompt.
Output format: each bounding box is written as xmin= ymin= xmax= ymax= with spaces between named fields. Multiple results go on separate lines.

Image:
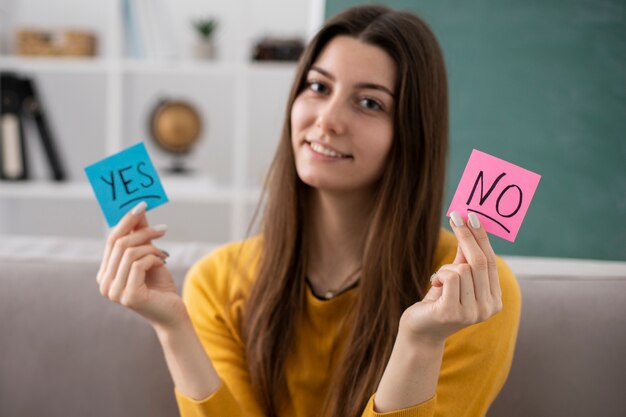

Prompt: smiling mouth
xmin=306 ymin=141 xmax=352 ymax=159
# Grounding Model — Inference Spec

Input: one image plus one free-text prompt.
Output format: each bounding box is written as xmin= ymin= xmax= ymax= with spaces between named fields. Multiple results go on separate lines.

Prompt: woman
xmin=97 ymin=5 xmax=521 ymax=417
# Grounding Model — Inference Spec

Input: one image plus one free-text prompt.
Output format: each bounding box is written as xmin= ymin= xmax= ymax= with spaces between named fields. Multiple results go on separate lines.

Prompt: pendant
xmin=324 ymin=291 xmax=335 ymax=299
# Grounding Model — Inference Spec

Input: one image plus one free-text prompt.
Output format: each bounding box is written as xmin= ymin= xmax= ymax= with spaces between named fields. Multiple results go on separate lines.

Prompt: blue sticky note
xmin=84 ymin=142 xmax=169 ymax=227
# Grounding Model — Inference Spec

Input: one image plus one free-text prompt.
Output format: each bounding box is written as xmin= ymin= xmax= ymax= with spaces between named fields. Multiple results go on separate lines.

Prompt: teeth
xmin=309 ymin=142 xmax=348 ymax=158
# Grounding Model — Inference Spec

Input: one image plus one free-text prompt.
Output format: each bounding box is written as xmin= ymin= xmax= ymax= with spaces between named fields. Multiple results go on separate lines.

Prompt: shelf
xmin=0 ymin=181 xmax=94 ymax=199
xmin=121 ymin=59 xmax=237 ymax=74
xmin=0 ymin=55 xmax=109 ymax=73
xmin=0 ymin=180 xmax=261 ymax=203
xmin=161 ymin=177 xmax=262 ymax=203
xmin=0 ymin=0 xmax=309 ymax=241
xmin=247 ymin=61 xmax=299 ymax=74
xmin=0 ymin=55 xmax=298 ymax=76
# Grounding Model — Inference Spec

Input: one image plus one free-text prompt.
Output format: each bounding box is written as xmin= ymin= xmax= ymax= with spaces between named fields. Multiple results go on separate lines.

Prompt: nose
xmin=315 ymin=95 xmax=346 ymax=137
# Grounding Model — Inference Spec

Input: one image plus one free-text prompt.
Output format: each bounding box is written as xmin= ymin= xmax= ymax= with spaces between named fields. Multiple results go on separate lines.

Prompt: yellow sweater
xmin=175 ymin=230 xmax=521 ymax=417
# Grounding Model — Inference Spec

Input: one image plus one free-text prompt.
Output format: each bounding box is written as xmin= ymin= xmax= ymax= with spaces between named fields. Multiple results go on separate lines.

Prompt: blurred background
xmin=0 ymin=0 xmax=624 ymax=261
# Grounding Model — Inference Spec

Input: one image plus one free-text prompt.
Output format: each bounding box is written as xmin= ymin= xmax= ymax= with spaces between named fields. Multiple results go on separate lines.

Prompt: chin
xmin=298 ymin=173 xmax=329 ymax=189
xmin=298 ymin=172 xmax=333 ymax=189
xmin=295 ymin=165 xmax=377 ymax=193
xmin=298 ymin=174 xmax=359 ymax=193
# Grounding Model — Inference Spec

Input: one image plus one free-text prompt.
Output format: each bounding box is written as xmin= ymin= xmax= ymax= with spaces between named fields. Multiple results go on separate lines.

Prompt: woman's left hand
xmin=400 ymin=211 xmax=503 ymax=345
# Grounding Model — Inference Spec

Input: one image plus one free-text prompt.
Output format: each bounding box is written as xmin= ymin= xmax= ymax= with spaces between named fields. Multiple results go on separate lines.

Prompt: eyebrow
xmin=309 ymin=66 xmax=395 ymax=98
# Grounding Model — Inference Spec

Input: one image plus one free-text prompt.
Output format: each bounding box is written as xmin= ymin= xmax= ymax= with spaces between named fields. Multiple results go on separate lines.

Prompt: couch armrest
xmin=490 ymin=256 xmax=626 ymax=417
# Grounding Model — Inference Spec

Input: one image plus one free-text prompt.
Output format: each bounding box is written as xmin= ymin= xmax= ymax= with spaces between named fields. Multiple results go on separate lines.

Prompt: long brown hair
xmin=242 ymin=5 xmax=449 ymax=416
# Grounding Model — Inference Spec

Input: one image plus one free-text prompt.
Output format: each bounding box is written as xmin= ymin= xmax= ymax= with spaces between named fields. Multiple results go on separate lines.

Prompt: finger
xmin=100 ymin=224 xmax=167 ymax=294
xmin=107 ymin=244 xmax=167 ymax=302
xmin=98 ymin=201 xmax=150 ymax=281
xmin=439 ymin=264 xmax=476 ymax=307
xmin=423 ymin=283 xmax=443 ymax=303
xmin=120 ymin=254 xmax=167 ymax=309
xmin=135 ymin=213 xmax=149 ymax=230
xmin=467 ymin=212 xmax=501 ymax=298
xmin=99 ymin=225 xmax=168 ymax=296
xmin=452 ymin=244 xmax=466 ymax=265
xmin=437 ymin=269 xmax=461 ymax=306
xmin=124 ymin=254 xmax=167 ymax=300
xmin=430 ymin=273 xmax=443 ymax=288
xmin=449 ymin=211 xmax=490 ymax=292
xmin=442 ymin=259 xmax=489 ymax=304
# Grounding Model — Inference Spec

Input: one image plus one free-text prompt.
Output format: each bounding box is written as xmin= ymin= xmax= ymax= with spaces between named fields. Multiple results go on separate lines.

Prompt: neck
xmin=306 ymin=187 xmax=374 ymax=290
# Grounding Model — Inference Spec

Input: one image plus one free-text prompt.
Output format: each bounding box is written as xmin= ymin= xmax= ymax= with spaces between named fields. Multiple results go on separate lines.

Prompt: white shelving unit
xmin=0 ymin=0 xmax=316 ymax=244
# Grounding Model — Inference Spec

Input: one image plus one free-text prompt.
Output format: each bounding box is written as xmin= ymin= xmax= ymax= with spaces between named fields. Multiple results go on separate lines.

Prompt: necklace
xmin=320 ymin=266 xmax=362 ymax=300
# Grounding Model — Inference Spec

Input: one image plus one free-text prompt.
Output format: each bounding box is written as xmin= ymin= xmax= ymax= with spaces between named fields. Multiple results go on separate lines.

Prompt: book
xmin=0 ymin=72 xmax=29 ymax=181
xmin=122 ymin=0 xmax=143 ymax=58
xmin=134 ymin=0 xmax=157 ymax=59
xmin=124 ymin=0 xmax=178 ymax=60
xmin=21 ymin=76 xmax=66 ymax=181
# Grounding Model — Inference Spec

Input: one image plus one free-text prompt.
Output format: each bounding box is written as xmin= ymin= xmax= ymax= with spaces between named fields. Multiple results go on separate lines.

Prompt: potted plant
xmin=192 ymin=17 xmax=218 ymax=60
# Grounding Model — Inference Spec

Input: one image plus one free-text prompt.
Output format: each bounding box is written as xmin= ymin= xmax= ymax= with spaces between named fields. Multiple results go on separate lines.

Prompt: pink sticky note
xmin=447 ymin=149 xmax=541 ymax=242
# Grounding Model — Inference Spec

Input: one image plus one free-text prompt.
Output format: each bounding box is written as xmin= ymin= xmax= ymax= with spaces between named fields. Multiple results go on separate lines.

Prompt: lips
xmin=305 ymin=140 xmax=352 ymax=159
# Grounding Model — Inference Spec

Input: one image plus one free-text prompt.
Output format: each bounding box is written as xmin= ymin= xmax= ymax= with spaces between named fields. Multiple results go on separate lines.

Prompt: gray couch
xmin=1 ymin=235 xmax=625 ymax=417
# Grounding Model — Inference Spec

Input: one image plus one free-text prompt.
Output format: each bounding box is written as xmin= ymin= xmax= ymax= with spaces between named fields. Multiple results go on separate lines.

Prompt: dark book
xmin=21 ymin=76 xmax=67 ymax=181
xmin=252 ymin=37 xmax=304 ymax=61
xmin=0 ymin=72 xmax=29 ymax=180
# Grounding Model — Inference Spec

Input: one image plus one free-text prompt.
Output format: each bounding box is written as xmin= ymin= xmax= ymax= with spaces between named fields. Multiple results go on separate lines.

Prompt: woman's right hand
xmin=97 ymin=201 xmax=189 ymax=332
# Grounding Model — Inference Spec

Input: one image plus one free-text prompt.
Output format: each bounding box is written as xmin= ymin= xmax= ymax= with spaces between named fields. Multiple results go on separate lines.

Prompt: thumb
xmin=134 ymin=212 xmax=150 ymax=231
xmin=453 ymin=244 xmax=466 ymax=264
xmin=423 ymin=283 xmax=443 ymax=303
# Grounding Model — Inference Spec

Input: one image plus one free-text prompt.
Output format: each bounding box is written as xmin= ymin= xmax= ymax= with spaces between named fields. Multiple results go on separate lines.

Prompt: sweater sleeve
xmin=360 ymin=256 xmax=521 ymax=417
xmin=174 ymin=242 xmax=265 ymax=417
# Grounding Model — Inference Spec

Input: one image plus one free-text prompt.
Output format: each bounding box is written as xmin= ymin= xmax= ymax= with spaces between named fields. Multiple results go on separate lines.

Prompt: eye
xmin=306 ymin=80 xmax=329 ymax=94
xmin=358 ymin=97 xmax=384 ymax=111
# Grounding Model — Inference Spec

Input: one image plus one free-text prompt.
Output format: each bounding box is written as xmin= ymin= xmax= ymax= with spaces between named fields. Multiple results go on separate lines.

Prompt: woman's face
xmin=291 ymin=35 xmax=396 ymax=193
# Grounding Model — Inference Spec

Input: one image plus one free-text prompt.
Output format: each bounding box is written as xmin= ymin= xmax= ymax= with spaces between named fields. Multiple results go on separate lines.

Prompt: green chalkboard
xmin=325 ymin=0 xmax=626 ymax=261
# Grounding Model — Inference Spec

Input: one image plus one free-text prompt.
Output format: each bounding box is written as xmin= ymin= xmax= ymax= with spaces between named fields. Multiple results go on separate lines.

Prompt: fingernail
xmin=153 ymin=224 xmax=168 ymax=232
xmin=131 ymin=201 xmax=147 ymax=215
xmin=162 ymin=258 xmax=167 ymax=265
xmin=161 ymin=249 xmax=170 ymax=258
xmin=450 ymin=211 xmax=464 ymax=227
xmin=468 ymin=212 xmax=481 ymax=229
xmin=430 ymin=273 xmax=437 ymax=283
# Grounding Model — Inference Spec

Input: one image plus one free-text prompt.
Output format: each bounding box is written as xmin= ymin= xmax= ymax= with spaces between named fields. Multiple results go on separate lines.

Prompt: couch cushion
xmin=0 ymin=235 xmax=213 ymax=417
